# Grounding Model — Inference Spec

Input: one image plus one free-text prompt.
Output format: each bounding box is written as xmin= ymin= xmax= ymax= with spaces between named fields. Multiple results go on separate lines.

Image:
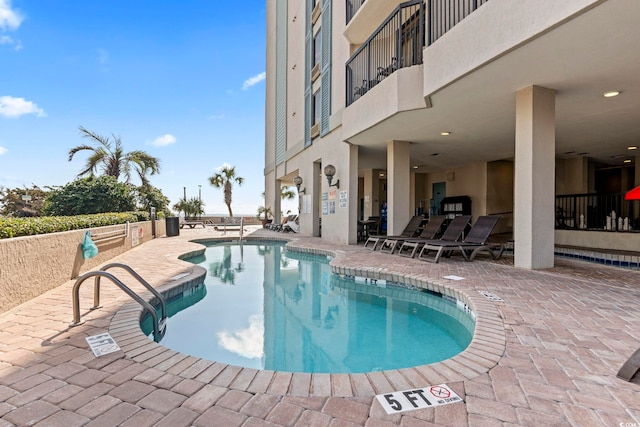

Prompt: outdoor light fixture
xmin=324 ymin=164 xmax=340 ymax=189
xmin=293 ymin=175 xmax=306 ymax=194
xmin=603 ymin=91 xmax=620 ymax=98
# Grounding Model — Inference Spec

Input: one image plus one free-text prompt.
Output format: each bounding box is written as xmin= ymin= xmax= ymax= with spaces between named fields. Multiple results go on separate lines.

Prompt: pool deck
xmin=1 ymin=227 xmax=639 ymax=426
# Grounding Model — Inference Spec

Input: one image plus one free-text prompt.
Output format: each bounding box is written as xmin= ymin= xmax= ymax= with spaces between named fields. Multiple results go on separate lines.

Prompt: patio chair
xmin=378 ymin=215 xmax=446 ymax=254
xmin=363 ymin=215 xmax=423 ymax=251
xmin=397 ymin=215 xmax=472 ymax=258
xmin=282 ymin=217 xmax=299 ymax=233
xmin=269 ymin=215 xmax=295 ymax=232
xmin=417 ymin=215 xmax=501 ymax=263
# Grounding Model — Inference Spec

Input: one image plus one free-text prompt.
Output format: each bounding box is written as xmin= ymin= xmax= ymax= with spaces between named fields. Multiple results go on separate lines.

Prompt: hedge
xmin=0 ymin=212 xmax=151 ymax=239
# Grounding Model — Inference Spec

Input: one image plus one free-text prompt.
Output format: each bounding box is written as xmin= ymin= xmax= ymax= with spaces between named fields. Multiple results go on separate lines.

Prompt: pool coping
xmin=107 ymin=236 xmax=506 ymax=397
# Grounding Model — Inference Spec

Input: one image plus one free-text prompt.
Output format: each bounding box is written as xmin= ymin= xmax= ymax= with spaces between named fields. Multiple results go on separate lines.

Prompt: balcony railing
xmin=346 ymin=0 xmax=366 ymax=24
xmin=346 ymin=0 xmax=424 ymax=106
xmin=345 ymin=0 xmax=489 ymax=106
xmin=427 ymin=0 xmax=489 ymax=45
xmin=556 ymin=193 xmax=640 ymax=232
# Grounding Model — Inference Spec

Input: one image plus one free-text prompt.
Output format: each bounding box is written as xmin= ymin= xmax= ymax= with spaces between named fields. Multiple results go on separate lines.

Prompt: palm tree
xmin=68 ymin=126 xmax=160 ymax=186
xmin=209 ymin=164 xmax=244 ymax=217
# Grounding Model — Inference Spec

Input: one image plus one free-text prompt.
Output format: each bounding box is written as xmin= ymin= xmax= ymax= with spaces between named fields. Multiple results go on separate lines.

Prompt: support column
xmin=514 ymin=86 xmax=556 ymax=269
xmin=387 ymin=140 xmax=411 ymax=236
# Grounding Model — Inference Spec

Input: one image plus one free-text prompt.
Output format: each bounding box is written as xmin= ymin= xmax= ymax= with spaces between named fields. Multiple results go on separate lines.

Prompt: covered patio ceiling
xmin=350 ymin=0 xmax=640 ymax=174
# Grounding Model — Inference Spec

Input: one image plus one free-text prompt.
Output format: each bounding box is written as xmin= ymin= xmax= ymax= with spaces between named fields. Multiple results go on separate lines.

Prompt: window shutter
xmin=275 ymin=0 xmax=288 ymax=164
xmin=320 ymin=0 xmax=332 ymax=136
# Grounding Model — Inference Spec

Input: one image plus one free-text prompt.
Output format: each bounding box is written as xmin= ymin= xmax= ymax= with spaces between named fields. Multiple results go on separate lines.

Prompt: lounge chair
xmin=417 ymin=215 xmax=501 ymax=263
xmin=363 ymin=215 xmax=424 ymax=250
xmin=397 ymin=215 xmax=472 ymax=258
xmin=378 ymin=216 xmax=446 ymax=254
xmin=282 ymin=217 xmax=299 ymax=233
xmin=179 ymin=218 xmax=206 ymax=229
xmin=267 ymin=215 xmax=295 ymax=231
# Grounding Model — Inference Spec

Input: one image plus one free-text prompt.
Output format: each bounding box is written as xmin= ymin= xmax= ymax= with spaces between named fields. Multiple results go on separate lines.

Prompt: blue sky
xmin=0 ymin=0 xmax=291 ymax=216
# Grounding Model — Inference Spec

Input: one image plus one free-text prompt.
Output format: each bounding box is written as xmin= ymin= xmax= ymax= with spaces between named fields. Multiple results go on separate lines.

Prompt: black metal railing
xmin=346 ymin=0 xmax=366 ymax=24
xmin=345 ymin=0 xmax=489 ymax=106
xmin=556 ymin=193 xmax=639 ymax=232
xmin=426 ymin=0 xmax=489 ymax=45
xmin=346 ymin=0 xmax=424 ymax=106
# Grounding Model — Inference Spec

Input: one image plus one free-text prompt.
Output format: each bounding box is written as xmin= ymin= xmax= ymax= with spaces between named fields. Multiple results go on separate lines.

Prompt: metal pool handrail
xmin=70 ymin=263 xmax=167 ymax=342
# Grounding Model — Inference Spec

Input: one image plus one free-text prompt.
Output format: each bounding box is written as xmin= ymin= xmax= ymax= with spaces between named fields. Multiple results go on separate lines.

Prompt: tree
xmin=43 ymin=176 xmax=136 ymax=216
xmin=136 ymin=184 xmax=171 ymax=217
xmin=68 ymin=126 xmax=161 ymax=186
xmin=208 ymin=164 xmax=244 ymax=217
xmin=0 ymin=185 xmax=48 ymax=217
xmin=172 ymin=197 xmax=204 ymax=219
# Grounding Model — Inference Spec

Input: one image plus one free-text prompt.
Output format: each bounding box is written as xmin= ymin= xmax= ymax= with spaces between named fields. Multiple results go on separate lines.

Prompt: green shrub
xmin=0 ymin=212 xmax=150 ymax=239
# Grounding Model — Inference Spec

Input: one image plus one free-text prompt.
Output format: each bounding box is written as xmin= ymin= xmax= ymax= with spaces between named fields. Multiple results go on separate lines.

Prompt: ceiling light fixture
xmin=440 ymin=131 xmax=451 ymax=136
xmin=603 ymin=91 xmax=620 ymax=98
xmin=624 ymin=159 xmax=632 ymax=163
xmin=628 ymin=146 xmax=637 ymax=151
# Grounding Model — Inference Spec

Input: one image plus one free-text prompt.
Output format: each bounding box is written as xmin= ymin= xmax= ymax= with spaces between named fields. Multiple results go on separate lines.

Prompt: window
xmin=312 ymin=90 xmax=321 ymax=125
xmin=313 ymin=29 xmax=322 ymax=67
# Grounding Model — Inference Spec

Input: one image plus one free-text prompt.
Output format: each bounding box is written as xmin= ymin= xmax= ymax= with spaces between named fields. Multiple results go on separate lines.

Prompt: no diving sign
xmin=376 ymin=384 xmax=462 ymax=414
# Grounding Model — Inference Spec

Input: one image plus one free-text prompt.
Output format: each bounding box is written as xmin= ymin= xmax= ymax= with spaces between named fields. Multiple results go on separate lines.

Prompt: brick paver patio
xmin=1 ymin=226 xmax=639 ymax=426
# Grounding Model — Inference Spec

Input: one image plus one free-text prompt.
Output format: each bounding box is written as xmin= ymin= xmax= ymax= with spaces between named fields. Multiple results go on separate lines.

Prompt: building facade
xmin=265 ymin=0 xmax=640 ymax=269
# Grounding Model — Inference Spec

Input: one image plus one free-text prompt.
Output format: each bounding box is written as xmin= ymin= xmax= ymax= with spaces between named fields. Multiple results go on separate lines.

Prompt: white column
xmin=514 ymin=85 xmax=556 ymax=269
xmin=387 ymin=140 xmax=411 ymax=236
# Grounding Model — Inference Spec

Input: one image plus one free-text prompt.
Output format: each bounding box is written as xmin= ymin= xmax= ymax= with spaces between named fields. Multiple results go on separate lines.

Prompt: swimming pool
xmin=144 ymin=241 xmax=475 ymax=374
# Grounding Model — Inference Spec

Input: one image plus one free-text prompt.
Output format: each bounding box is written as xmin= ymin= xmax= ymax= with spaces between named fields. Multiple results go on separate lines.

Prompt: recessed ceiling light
xmin=440 ymin=131 xmax=451 ymax=136
xmin=603 ymin=91 xmax=620 ymax=98
xmin=628 ymin=146 xmax=637 ymax=150
xmin=412 ymin=166 xmax=418 ymax=169
xmin=624 ymin=159 xmax=632 ymax=163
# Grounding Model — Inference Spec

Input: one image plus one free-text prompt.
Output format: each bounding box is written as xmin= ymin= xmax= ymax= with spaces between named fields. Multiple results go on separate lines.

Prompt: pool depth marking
xmin=376 ymin=384 xmax=463 ymax=414
xmin=86 ymin=333 xmax=121 ymax=357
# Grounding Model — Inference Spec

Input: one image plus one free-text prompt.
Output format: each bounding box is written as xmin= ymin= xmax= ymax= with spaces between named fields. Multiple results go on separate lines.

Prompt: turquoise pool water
xmin=145 ymin=241 xmax=474 ymax=374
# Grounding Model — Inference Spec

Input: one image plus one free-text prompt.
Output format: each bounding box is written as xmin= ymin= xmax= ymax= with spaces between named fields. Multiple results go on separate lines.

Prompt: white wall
xmin=423 ymin=0 xmax=601 ymax=96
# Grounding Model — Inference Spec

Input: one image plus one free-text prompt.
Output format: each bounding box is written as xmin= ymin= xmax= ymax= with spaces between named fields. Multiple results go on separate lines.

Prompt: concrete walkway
xmin=0 ymin=227 xmax=639 ymax=426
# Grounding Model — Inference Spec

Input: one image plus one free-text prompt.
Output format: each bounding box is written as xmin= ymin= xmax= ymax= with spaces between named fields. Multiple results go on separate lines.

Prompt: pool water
xmin=144 ymin=241 xmax=474 ymax=374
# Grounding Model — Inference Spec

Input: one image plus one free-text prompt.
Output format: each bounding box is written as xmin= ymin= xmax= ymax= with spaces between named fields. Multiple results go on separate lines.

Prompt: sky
xmin=0 ymin=0 xmax=296 ymax=216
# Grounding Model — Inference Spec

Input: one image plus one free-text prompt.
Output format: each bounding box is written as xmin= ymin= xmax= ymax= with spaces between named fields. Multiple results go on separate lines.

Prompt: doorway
xmin=431 ymin=182 xmax=446 ymax=215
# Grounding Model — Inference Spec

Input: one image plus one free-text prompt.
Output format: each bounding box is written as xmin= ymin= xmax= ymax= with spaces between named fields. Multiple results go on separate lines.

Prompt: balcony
xmin=345 ymin=0 xmax=489 ymax=107
xmin=346 ymin=0 xmax=366 ymax=24
xmin=346 ymin=0 xmax=424 ymax=107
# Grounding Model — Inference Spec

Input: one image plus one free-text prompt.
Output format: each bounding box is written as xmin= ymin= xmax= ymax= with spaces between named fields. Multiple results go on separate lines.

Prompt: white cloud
xmin=0 ymin=146 xmax=7 ymax=155
xmin=241 ymin=72 xmax=266 ymax=90
xmin=0 ymin=0 xmax=23 ymax=31
xmin=148 ymin=134 xmax=177 ymax=147
xmin=217 ymin=315 xmax=264 ymax=359
xmin=0 ymin=96 xmax=46 ymax=118
xmin=0 ymin=34 xmax=20 ymax=50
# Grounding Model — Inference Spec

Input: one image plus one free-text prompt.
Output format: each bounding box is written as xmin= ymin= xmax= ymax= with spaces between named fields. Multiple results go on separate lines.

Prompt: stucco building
xmin=264 ymin=0 xmax=640 ymax=269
